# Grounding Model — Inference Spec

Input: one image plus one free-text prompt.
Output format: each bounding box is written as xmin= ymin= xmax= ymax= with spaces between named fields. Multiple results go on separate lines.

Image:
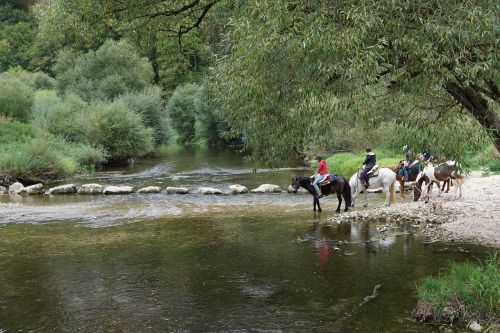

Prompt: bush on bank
xmin=413 ymin=253 xmax=499 ymax=327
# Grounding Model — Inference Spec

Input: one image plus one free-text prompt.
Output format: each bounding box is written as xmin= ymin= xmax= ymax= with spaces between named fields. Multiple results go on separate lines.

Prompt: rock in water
xmin=137 ymin=186 xmax=162 ymax=194
xmin=78 ymin=184 xmax=104 ymax=194
xmin=198 ymin=187 xmax=224 ymax=195
xmin=103 ymin=186 xmax=134 ymax=195
xmin=166 ymin=187 xmax=190 ymax=194
xmin=0 ymin=186 xmax=7 ymax=194
xmin=468 ymin=321 xmax=482 ymax=333
xmin=228 ymin=184 xmax=249 ymax=195
xmin=8 ymin=182 xmax=24 ymax=194
xmin=23 ymin=183 xmax=44 ymax=195
xmin=47 ymin=184 xmax=77 ymax=194
xmin=251 ymin=184 xmax=282 ymax=193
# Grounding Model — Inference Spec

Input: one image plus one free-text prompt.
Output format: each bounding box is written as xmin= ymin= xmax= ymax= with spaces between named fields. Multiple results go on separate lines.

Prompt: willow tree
xmin=210 ymin=0 xmax=499 ymax=162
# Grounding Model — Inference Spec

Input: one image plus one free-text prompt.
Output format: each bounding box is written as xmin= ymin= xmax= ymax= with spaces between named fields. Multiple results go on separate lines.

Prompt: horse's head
xmin=413 ymin=173 xmax=427 ymax=201
xmin=289 ymin=176 xmax=310 ymax=194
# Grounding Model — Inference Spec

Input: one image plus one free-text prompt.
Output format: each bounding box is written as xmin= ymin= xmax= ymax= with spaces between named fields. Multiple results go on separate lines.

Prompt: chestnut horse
xmin=290 ymin=176 xmax=352 ymax=213
xmin=389 ymin=162 xmax=451 ymax=198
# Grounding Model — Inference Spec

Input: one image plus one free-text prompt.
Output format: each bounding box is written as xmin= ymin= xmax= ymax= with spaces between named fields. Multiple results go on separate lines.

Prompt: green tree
xmin=209 ymin=0 xmax=499 ymax=161
xmin=0 ymin=71 xmax=34 ymax=121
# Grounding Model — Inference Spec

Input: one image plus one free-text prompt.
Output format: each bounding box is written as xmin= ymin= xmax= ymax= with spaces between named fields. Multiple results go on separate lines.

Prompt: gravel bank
xmin=327 ymin=172 xmax=500 ymax=248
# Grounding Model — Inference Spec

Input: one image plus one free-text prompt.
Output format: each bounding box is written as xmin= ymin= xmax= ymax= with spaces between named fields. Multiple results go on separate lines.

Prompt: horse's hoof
xmin=335 ymin=209 xmax=340 ymax=213
xmin=385 ymin=203 xmax=390 ymax=206
xmin=344 ymin=208 xmax=349 ymax=212
xmin=363 ymin=204 xmax=368 ymax=208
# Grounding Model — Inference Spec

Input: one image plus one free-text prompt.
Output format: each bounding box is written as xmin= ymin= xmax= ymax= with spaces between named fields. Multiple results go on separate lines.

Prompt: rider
xmin=422 ymin=146 xmax=431 ymax=162
xmin=403 ymin=144 xmax=414 ymax=182
xmin=360 ymin=148 xmax=376 ymax=188
xmin=311 ymin=154 xmax=328 ymax=198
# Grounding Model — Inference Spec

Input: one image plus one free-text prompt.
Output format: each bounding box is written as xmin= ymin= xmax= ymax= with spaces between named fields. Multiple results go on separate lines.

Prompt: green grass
xmin=415 ymin=253 xmax=500 ymax=325
xmin=312 ymin=149 xmax=402 ymax=177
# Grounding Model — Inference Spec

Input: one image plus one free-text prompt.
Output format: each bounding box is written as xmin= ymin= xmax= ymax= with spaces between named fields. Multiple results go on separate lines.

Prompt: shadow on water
xmin=0 ymin=146 xmax=494 ymax=332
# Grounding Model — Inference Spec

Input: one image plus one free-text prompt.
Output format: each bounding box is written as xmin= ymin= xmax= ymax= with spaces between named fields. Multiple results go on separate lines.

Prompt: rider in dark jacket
xmin=361 ymin=148 xmax=376 ymax=187
xmin=403 ymin=144 xmax=413 ymax=182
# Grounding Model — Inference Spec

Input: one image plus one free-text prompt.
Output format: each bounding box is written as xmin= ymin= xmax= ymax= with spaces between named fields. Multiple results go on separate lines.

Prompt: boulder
xmin=23 ymin=183 xmax=44 ymax=195
xmin=468 ymin=321 xmax=482 ymax=333
xmin=137 ymin=186 xmax=162 ymax=194
xmin=47 ymin=184 xmax=77 ymax=194
xmin=228 ymin=184 xmax=249 ymax=195
xmin=8 ymin=182 xmax=25 ymax=195
xmin=0 ymin=186 xmax=7 ymax=195
xmin=198 ymin=187 xmax=224 ymax=195
xmin=103 ymin=186 xmax=134 ymax=195
xmin=251 ymin=184 xmax=282 ymax=193
xmin=78 ymin=184 xmax=104 ymax=194
xmin=166 ymin=187 xmax=189 ymax=194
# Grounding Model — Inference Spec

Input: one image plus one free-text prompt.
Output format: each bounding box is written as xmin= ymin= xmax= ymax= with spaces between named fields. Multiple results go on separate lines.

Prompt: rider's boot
xmin=316 ymin=189 xmax=323 ymax=198
xmin=364 ymin=174 xmax=370 ymax=188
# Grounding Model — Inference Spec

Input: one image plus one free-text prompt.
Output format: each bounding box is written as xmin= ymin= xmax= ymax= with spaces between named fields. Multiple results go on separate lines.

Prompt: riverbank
xmin=328 ymin=171 xmax=500 ymax=248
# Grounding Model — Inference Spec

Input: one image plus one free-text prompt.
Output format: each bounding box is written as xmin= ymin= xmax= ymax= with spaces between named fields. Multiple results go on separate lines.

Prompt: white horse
xmin=349 ymin=168 xmax=397 ymax=207
xmin=414 ymin=161 xmax=463 ymax=202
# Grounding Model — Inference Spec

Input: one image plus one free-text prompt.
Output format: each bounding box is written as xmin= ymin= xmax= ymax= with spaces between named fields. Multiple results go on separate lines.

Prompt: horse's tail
xmin=389 ymin=180 xmax=396 ymax=204
xmin=343 ymin=177 xmax=352 ymax=207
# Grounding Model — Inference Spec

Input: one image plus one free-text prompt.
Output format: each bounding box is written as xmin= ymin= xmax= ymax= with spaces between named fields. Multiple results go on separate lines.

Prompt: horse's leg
xmin=351 ymin=187 xmax=358 ymax=207
xmin=399 ymin=179 xmax=405 ymax=198
xmin=336 ymin=192 xmax=341 ymax=213
xmin=455 ymin=179 xmax=462 ymax=198
xmin=363 ymin=188 xmax=368 ymax=208
xmin=317 ymin=197 xmax=322 ymax=212
xmin=313 ymin=197 xmax=317 ymax=211
xmin=384 ymin=184 xmax=390 ymax=206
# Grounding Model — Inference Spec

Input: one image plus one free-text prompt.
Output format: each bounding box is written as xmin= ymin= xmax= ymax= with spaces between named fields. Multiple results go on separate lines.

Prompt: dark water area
xmin=0 ymin=146 xmax=495 ymax=332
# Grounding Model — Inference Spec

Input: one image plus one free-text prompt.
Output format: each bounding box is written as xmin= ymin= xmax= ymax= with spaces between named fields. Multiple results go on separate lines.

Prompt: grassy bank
xmin=413 ymin=253 xmax=499 ymax=328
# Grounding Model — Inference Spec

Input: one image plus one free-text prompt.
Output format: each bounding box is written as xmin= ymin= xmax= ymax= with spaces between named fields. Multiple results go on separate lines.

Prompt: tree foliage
xmin=209 ymin=0 xmax=499 ymax=162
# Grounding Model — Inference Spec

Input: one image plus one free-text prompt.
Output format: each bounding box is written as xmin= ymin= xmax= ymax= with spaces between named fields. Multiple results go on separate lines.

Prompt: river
xmin=0 ymin=146 xmax=494 ymax=332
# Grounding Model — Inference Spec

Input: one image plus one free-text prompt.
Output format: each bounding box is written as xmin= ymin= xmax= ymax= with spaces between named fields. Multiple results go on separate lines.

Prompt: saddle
xmin=318 ymin=174 xmax=337 ymax=187
xmin=366 ymin=165 xmax=379 ymax=178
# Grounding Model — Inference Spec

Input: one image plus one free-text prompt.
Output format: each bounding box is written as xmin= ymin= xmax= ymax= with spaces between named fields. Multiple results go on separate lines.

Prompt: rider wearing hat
xmin=403 ymin=144 xmax=413 ymax=182
xmin=360 ymin=148 xmax=376 ymax=188
xmin=311 ymin=154 xmax=328 ymax=198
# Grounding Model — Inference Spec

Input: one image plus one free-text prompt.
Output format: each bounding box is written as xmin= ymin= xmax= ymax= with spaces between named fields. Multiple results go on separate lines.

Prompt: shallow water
xmin=0 ymin=146 xmax=494 ymax=332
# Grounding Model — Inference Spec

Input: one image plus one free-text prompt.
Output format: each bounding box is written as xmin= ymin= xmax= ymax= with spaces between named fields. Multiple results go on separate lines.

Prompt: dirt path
xmin=328 ymin=172 xmax=500 ymax=248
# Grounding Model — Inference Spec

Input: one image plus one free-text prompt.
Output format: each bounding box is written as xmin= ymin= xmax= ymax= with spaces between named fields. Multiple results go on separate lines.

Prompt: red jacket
xmin=317 ymin=160 xmax=328 ymax=175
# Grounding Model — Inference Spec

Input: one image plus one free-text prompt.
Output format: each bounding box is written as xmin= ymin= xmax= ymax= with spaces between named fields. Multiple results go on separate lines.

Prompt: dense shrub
xmin=31 ymin=90 xmax=87 ymax=141
xmin=116 ymin=87 xmax=171 ymax=144
xmin=53 ymin=40 xmax=154 ymax=101
xmin=0 ymin=118 xmax=35 ymax=144
xmin=167 ymin=83 xmax=198 ymax=143
xmin=84 ymin=101 xmax=154 ymax=162
xmin=0 ymin=72 xmax=34 ymax=121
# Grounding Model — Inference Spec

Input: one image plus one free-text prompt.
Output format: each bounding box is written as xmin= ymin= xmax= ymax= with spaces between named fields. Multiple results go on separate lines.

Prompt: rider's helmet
xmin=315 ymin=154 xmax=323 ymax=161
xmin=365 ymin=148 xmax=372 ymax=153
xmin=403 ymin=144 xmax=409 ymax=152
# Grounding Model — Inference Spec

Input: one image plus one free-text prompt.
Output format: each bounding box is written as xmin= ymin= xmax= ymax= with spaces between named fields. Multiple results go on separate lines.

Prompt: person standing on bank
xmin=360 ymin=148 xmax=376 ymax=188
xmin=311 ymin=154 xmax=328 ymax=198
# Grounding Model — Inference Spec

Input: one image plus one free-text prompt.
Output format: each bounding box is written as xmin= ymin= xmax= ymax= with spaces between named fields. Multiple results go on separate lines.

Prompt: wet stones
xmin=166 ymin=187 xmax=189 ymax=194
xmin=137 ymin=186 xmax=162 ymax=194
xmin=251 ymin=184 xmax=282 ymax=193
xmin=8 ymin=182 xmax=24 ymax=195
xmin=78 ymin=184 xmax=104 ymax=194
xmin=228 ymin=184 xmax=249 ymax=195
xmin=103 ymin=186 xmax=134 ymax=195
xmin=198 ymin=187 xmax=224 ymax=195
xmin=47 ymin=184 xmax=77 ymax=194
xmin=23 ymin=183 xmax=44 ymax=195
xmin=0 ymin=186 xmax=7 ymax=194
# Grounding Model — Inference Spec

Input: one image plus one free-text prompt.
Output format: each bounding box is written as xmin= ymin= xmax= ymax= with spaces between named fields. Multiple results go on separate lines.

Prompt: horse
xmin=414 ymin=161 xmax=464 ymax=202
xmin=290 ymin=175 xmax=352 ymax=213
xmin=349 ymin=167 xmax=397 ymax=207
xmin=389 ymin=161 xmax=451 ymax=198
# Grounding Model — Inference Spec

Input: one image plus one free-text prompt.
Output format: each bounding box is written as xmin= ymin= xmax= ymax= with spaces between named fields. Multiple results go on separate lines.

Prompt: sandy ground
xmin=328 ymin=171 xmax=500 ymax=248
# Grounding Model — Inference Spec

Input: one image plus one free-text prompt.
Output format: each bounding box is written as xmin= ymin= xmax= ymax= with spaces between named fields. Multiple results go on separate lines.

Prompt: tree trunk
xmin=444 ymin=81 xmax=500 ymax=153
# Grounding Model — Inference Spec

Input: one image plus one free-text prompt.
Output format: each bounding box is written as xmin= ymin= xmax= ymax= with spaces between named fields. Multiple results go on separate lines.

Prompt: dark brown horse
xmin=290 ymin=176 xmax=352 ymax=213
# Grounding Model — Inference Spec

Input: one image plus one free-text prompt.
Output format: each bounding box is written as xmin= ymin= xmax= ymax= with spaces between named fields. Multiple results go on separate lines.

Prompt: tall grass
xmin=415 ymin=253 xmax=499 ymax=324
xmin=320 ymin=149 xmax=401 ymax=177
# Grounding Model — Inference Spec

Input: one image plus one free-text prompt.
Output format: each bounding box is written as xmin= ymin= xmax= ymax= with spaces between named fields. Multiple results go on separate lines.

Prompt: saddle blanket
xmin=319 ymin=173 xmax=338 ymax=187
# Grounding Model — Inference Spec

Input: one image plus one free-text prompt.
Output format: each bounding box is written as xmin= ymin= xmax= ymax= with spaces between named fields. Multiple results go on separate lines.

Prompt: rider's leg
xmin=313 ymin=175 xmax=325 ymax=198
xmin=403 ymin=167 xmax=409 ymax=182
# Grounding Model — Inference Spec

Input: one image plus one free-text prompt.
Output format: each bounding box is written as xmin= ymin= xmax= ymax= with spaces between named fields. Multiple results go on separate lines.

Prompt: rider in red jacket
xmin=311 ymin=154 xmax=328 ymax=198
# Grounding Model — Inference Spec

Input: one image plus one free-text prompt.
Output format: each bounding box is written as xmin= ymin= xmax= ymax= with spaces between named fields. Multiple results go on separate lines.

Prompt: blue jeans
xmin=313 ymin=174 xmax=327 ymax=193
